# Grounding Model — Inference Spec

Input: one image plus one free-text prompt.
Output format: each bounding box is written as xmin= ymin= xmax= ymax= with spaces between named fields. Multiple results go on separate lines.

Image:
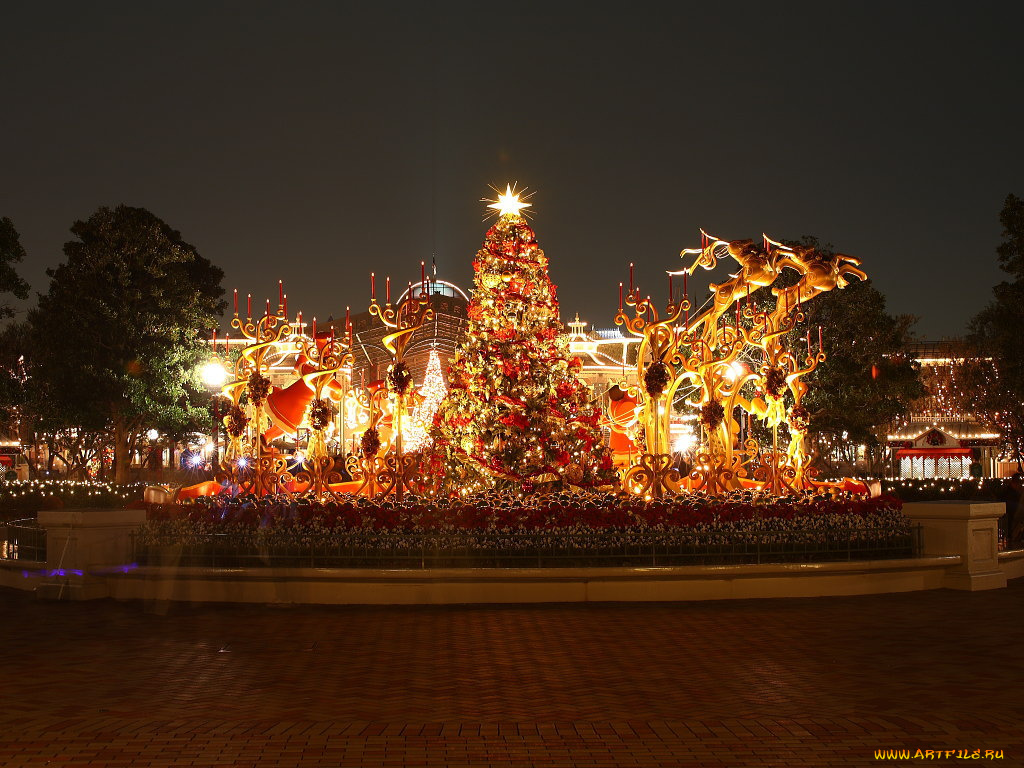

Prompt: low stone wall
xmin=0 ymin=501 xmax=1015 ymax=604
xmin=106 ymin=557 xmax=959 ymax=604
xmin=999 ymin=548 xmax=1024 ymax=581
xmin=0 ymin=558 xmax=45 ymax=591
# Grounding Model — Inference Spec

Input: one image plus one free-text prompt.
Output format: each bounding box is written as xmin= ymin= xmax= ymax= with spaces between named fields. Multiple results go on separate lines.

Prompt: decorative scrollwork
xmin=623 ymin=452 xmax=681 ymax=498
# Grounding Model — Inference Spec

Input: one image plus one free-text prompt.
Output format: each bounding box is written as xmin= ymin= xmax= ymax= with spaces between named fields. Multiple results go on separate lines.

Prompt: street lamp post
xmin=201 ymin=360 xmax=229 ymax=474
xmin=146 ymin=428 xmax=161 ymax=482
xmin=210 ymin=397 xmax=220 ymax=471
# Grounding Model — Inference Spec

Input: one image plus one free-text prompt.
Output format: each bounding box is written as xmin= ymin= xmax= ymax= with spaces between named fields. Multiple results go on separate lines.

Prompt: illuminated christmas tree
xmin=404 ymin=347 xmax=447 ymax=453
xmin=433 ymin=185 xmax=616 ymax=491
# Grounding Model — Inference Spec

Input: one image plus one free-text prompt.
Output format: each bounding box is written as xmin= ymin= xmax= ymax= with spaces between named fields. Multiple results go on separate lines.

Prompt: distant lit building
xmin=886 ymin=340 xmax=1002 ymax=478
xmin=564 ymin=314 xmax=639 ymax=396
xmin=564 ymin=315 xmax=698 ymax=454
xmin=333 ymin=278 xmax=469 ymax=388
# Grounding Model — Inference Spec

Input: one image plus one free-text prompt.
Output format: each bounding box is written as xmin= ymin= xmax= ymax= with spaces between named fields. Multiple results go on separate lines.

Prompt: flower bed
xmin=136 ymin=491 xmax=915 ymax=568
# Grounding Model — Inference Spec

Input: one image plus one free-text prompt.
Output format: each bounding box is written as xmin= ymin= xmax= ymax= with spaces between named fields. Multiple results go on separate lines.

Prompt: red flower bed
xmin=149 ymin=492 xmax=903 ymax=532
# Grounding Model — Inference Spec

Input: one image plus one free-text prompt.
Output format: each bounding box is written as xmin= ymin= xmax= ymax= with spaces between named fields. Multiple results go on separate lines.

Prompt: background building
xmin=886 ymin=340 xmax=1002 ymax=478
xmin=335 ymin=278 xmax=469 ymax=388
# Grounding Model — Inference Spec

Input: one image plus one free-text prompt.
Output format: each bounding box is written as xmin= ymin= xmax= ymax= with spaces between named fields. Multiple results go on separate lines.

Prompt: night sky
xmin=2 ymin=2 xmax=1021 ymax=339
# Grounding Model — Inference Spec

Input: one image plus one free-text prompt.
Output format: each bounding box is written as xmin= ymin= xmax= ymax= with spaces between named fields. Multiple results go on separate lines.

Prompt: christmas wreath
xmin=789 ymin=405 xmax=810 ymax=429
xmin=387 ymin=362 xmax=413 ymax=395
xmin=765 ymin=366 xmax=787 ymax=399
xmin=247 ymin=371 xmax=272 ymax=407
xmin=360 ymin=428 xmax=381 ymax=458
xmin=700 ymin=399 xmax=726 ymax=430
xmin=308 ymin=398 xmax=333 ymax=431
xmin=224 ymin=405 xmax=249 ymax=438
xmin=925 ymin=429 xmax=944 ymax=446
xmin=644 ymin=362 xmax=671 ymax=397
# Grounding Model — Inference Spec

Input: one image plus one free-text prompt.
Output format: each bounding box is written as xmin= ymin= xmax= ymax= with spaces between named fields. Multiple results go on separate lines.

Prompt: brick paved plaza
xmin=1 ymin=582 xmax=1022 ymax=767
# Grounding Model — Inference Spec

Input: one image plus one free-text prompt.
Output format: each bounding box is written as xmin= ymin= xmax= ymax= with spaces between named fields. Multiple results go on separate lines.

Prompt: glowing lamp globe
xmin=146 ymin=429 xmax=159 ymax=441
xmin=201 ymin=361 xmax=229 ymax=388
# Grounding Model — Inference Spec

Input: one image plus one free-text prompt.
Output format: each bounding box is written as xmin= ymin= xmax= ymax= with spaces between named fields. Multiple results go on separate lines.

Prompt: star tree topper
xmin=484 ymin=183 xmax=533 ymax=218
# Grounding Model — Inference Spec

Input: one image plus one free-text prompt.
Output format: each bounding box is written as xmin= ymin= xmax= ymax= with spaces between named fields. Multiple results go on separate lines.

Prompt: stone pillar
xmin=903 ymin=501 xmax=1007 ymax=591
xmin=36 ymin=507 xmax=147 ymax=600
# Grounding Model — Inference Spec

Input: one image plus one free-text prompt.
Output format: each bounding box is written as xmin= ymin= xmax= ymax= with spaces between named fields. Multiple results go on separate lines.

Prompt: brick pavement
xmin=1 ymin=582 xmax=1022 ymax=767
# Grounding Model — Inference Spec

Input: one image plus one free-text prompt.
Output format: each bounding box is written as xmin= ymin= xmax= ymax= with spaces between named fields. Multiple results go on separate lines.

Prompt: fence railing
xmin=0 ymin=519 xmax=47 ymax=563
xmin=134 ymin=525 xmax=922 ymax=570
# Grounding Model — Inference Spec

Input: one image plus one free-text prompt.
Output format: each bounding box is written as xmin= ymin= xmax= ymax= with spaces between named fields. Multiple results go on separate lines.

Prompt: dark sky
xmin=2 ymin=2 xmax=1021 ymax=339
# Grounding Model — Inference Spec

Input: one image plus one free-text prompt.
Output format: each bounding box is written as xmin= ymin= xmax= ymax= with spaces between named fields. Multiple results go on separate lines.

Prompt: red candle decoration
xmin=282 ymin=293 xmax=287 ymax=318
xmin=224 ymin=332 xmax=229 ymax=354
xmin=312 ymin=316 xmax=317 ymax=337
xmin=421 ymin=261 xmax=426 ymax=286
xmin=618 ymin=282 xmax=623 ymax=311
xmin=806 ymin=331 xmax=812 ymax=356
xmin=212 ymin=329 xmax=217 ymax=348
xmin=629 ymin=262 xmax=634 ymax=293
xmin=371 ymin=272 xmax=376 ymax=301
xmin=265 ymin=298 xmax=271 ymax=318
xmin=278 ymin=280 xmax=284 ymax=307
xmin=684 ymin=272 xmax=689 ymax=326
xmin=668 ymin=274 xmax=673 ymax=305
xmin=818 ymin=325 xmax=823 ymax=352
xmin=247 ymin=293 xmax=252 ymax=318
xmin=233 ymin=289 xmax=238 ymax=316
xmin=386 ymin=276 xmax=391 ymax=304
xmin=736 ymin=300 xmax=741 ymax=327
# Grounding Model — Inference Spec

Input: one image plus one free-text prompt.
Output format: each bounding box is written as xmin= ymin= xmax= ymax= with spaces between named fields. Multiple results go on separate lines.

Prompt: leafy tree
xmin=966 ymin=193 xmax=1024 ymax=467
xmin=29 ymin=206 xmax=225 ymax=483
xmin=0 ymin=322 xmax=30 ymax=440
xmin=796 ymin=279 xmax=923 ymax=475
xmin=0 ymin=218 xmax=31 ymax=319
xmin=0 ymin=322 xmax=110 ymax=479
xmin=948 ymin=356 xmax=1024 ymax=471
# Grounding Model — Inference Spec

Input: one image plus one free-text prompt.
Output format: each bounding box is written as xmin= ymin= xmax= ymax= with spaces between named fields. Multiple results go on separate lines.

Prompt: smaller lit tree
xmin=404 ymin=348 xmax=446 ymax=453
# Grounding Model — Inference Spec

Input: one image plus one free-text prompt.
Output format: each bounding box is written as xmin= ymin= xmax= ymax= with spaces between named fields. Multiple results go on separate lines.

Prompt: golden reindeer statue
xmin=619 ymin=233 xmax=866 ymax=497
